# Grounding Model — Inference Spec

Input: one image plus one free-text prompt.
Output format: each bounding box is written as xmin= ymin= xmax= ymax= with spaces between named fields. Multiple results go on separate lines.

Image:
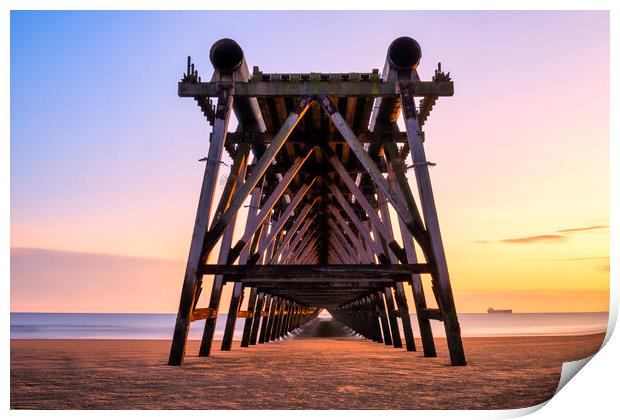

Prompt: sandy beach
xmin=11 ymin=319 xmax=604 ymax=410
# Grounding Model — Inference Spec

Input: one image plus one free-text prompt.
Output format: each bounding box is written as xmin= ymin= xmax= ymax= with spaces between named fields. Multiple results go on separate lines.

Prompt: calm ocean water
xmin=10 ymin=312 xmax=609 ymax=340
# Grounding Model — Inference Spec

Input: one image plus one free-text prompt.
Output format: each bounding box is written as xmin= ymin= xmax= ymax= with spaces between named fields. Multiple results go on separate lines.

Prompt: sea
xmin=10 ymin=312 xmax=609 ymax=340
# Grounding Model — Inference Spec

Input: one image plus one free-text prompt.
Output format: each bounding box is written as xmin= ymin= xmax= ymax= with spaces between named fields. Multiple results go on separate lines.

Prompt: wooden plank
xmin=190 ymin=308 xmax=217 ymax=321
xmin=237 ymin=310 xmax=254 ymax=319
xmin=418 ymin=308 xmax=443 ymax=321
xmin=178 ymin=80 xmax=454 ymax=98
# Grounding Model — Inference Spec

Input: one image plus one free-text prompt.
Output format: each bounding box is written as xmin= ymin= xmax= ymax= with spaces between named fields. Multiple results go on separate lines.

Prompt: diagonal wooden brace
xmin=201 ymin=95 xmax=312 ymax=262
xmin=322 ymin=148 xmax=408 ymax=264
xmin=226 ymin=146 xmax=316 ymax=264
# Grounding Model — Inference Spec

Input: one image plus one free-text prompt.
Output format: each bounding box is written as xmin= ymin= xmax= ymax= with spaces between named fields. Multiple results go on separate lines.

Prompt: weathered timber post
xmin=375 ymin=291 xmax=393 ymax=346
xmin=375 ymin=181 xmax=417 ymax=352
xmin=249 ymin=291 xmax=265 ymax=345
xmin=198 ymin=146 xmax=250 ymax=357
xmin=168 ymin=87 xmax=233 ymax=366
xmin=399 ymin=81 xmax=466 ymax=366
xmin=258 ymin=294 xmax=273 ymax=344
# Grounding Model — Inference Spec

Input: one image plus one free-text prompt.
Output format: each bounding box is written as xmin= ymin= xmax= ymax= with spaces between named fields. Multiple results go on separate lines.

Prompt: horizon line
xmin=9 ymin=310 xmax=611 ymax=315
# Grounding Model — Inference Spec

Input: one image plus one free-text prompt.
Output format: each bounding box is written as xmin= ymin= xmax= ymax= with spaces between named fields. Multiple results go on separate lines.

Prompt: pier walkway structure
xmin=169 ymin=37 xmax=466 ymax=366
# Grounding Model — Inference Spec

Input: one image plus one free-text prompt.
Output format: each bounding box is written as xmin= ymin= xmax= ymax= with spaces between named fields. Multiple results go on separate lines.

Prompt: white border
xmin=2 ymin=1 xmax=618 ymax=419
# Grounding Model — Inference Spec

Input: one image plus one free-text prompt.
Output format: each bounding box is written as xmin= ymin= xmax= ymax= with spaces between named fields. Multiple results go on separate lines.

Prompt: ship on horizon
xmin=487 ymin=307 xmax=513 ymax=314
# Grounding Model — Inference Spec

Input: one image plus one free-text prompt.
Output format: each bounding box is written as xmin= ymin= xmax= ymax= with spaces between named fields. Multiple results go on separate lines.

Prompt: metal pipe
xmin=210 ymin=38 xmax=245 ymax=72
xmin=369 ymin=36 xmax=422 ymax=133
xmin=209 ymin=38 xmax=266 ymax=133
xmin=387 ymin=36 xmax=422 ymax=71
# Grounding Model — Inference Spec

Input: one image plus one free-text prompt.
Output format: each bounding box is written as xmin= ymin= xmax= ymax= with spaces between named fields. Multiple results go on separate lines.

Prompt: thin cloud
xmin=476 ymin=224 xmax=608 ymax=245
xmin=500 ymin=235 xmax=568 ymax=244
xmin=526 ymin=256 xmax=609 ymax=262
xmin=557 ymin=225 xmax=608 ymax=234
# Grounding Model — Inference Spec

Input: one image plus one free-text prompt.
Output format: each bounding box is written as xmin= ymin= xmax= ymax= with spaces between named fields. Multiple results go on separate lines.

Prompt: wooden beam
xmin=198 ymin=147 xmax=249 ymax=357
xmin=178 ymin=80 xmax=454 ymax=98
xmin=169 ymin=88 xmax=233 ymax=366
xmin=201 ymin=95 xmax=312 ymax=262
xmin=190 ymin=308 xmax=217 ymax=322
xmin=389 ymin=161 xmax=437 ymax=357
xmin=400 ymin=81 xmax=466 ymax=366
xmin=327 ymin=216 xmax=370 ymax=263
xmin=253 ymin=194 xmax=317 ymax=263
xmin=375 ymin=186 xmax=417 ymax=352
xmin=228 ymin=168 xmax=316 ymax=265
xmin=271 ymin=212 xmax=316 ymax=264
xmin=221 ymin=184 xmax=264 ymax=351
xmin=418 ymin=308 xmax=443 ymax=321
xmin=326 ymin=183 xmax=386 ymax=261
xmin=289 ymin=231 xmax=320 ymax=265
xmin=249 ymin=292 xmax=265 ymax=345
xmin=322 ymin=154 xmax=408 ymax=264
xmin=199 ymin=264 xmax=430 ymax=279
xmin=224 ymin=131 xmax=410 ymax=145
xmin=318 ymin=96 xmax=425 ymax=255
xmin=258 ymin=294 xmax=273 ymax=344
xmin=382 ymin=141 xmax=433 ymax=260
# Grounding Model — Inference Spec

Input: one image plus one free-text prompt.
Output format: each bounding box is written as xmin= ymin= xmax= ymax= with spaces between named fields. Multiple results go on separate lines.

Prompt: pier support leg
xmin=168 ymin=89 xmax=233 ymax=366
xmin=241 ymin=288 xmax=258 ymax=347
xmin=258 ymin=295 xmax=273 ymax=344
xmin=198 ymin=145 xmax=250 ymax=357
xmin=376 ymin=291 xmax=393 ymax=345
xmin=221 ymin=183 xmax=263 ymax=351
xmin=384 ymin=142 xmax=436 ymax=356
xmin=400 ymin=82 xmax=466 ymax=366
xmin=249 ymin=292 xmax=265 ymax=345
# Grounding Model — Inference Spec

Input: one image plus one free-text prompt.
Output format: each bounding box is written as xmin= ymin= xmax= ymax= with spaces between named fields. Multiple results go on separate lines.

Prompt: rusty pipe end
xmin=209 ymin=38 xmax=245 ymax=72
xmin=387 ymin=36 xmax=422 ymax=70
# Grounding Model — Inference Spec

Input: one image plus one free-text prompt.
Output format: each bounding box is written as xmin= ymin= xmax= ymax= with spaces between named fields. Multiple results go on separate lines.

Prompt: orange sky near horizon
xmin=10 ymin=11 xmax=610 ymax=314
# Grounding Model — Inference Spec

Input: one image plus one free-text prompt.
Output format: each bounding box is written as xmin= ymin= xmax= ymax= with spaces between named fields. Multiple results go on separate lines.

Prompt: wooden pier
xmin=169 ymin=37 xmax=466 ymax=366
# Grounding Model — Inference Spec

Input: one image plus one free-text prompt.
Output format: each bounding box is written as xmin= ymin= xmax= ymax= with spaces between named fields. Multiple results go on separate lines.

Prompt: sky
xmin=10 ymin=11 xmax=609 ymax=313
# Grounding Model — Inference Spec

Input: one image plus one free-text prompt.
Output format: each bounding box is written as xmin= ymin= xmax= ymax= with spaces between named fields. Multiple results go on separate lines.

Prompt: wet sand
xmin=10 ymin=319 xmax=604 ymax=409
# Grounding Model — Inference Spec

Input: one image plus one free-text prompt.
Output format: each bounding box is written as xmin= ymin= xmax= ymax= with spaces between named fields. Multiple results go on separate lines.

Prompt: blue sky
xmin=10 ymin=11 xmax=609 ymax=312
